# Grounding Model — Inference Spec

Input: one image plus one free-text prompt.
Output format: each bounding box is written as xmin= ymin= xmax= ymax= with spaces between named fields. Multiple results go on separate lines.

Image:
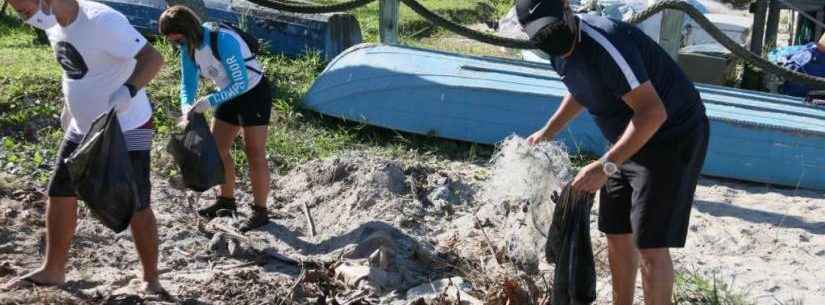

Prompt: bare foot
xmin=2 ymin=269 xmax=65 ymax=290
xmin=142 ymin=280 xmax=175 ymax=301
xmin=142 ymin=280 xmax=167 ymax=294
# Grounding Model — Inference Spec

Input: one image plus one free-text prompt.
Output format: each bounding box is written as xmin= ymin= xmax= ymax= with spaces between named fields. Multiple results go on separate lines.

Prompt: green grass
xmin=0 ymin=14 xmax=62 ymax=128
xmin=0 ymin=7 xmax=509 ymax=184
xmin=0 ymin=13 xmax=64 ymax=184
xmin=674 ymin=271 xmax=754 ymax=305
xmin=0 ymin=0 xmax=596 ymax=185
xmin=0 ymin=0 xmax=599 ymax=186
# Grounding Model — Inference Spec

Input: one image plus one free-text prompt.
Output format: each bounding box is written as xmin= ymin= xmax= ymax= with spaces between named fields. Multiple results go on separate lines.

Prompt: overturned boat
xmin=92 ymin=0 xmax=362 ymax=61
xmin=305 ymin=43 xmax=825 ymax=190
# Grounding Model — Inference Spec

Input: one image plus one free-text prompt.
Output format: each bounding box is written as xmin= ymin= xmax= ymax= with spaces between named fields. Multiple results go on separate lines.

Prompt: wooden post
xmin=659 ymin=9 xmax=685 ymax=60
xmin=750 ymin=0 xmax=768 ymax=55
xmin=379 ymin=0 xmax=399 ymax=44
xmin=790 ymin=11 xmax=796 ymax=45
xmin=765 ymin=0 xmax=781 ymax=50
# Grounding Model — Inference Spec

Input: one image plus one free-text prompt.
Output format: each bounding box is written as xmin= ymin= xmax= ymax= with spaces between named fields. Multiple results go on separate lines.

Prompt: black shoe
xmin=239 ymin=206 xmax=268 ymax=232
xmin=198 ymin=197 xmax=237 ymax=218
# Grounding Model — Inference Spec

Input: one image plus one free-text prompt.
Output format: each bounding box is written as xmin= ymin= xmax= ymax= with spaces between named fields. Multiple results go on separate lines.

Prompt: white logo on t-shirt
xmin=529 ymin=2 xmax=542 ymax=14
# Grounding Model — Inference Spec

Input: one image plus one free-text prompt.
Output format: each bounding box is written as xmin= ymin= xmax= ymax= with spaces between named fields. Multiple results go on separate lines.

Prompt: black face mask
xmin=532 ymin=24 xmax=576 ymax=56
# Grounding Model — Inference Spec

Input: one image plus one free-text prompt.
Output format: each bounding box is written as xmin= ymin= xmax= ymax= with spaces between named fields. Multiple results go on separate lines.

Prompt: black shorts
xmin=598 ymin=117 xmax=709 ymax=249
xmin=214 ymin=77 xmax=273 ymax=126
xmin=48 ymin=140 xmax=152 ymax=211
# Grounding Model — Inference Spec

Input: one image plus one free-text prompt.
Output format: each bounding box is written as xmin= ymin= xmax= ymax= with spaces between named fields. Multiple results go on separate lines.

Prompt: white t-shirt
xmin=46 ymin=0 xmax=151 ymax=135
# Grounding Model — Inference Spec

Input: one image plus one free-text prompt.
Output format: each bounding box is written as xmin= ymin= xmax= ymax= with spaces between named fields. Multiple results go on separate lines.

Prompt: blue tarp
xmin=774 ymin=43 xmax=825 ymax=97
xmin=768 ymin=45 xmax=809 ymax=64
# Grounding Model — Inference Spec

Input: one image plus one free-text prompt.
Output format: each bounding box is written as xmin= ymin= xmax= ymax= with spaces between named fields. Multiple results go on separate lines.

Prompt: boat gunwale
xmin=308 ymin=79 xmax=825 ymax=140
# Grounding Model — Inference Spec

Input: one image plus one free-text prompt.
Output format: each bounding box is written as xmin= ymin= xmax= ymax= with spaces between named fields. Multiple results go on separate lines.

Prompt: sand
xmin=0 ymin=138 xmax=823 ymax=304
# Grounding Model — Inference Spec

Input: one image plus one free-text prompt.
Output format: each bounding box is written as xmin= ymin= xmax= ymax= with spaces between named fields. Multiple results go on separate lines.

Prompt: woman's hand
xmin=176 ymin=115 xmax=189 ymax=129
xmin=190 ymin=98 xmax=211 ymax=114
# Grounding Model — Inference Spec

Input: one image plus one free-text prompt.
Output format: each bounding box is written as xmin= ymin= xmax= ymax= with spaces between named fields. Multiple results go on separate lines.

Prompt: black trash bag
xmin=65 ymin=109 xmax=139 ymax=233
xmin=546 ymin=183 xmax=597 ymax=305
xmin=166 ymin=112 xmax=225 ymax=192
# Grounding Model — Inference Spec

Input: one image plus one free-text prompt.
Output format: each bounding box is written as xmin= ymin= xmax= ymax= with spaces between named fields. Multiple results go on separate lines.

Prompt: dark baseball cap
xmin=516 ymin=0 xmax=566 ymax=38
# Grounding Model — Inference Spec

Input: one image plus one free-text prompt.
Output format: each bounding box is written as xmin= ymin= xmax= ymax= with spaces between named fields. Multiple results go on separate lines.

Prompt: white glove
xmin=109 ymin=85 xmax=132 ymax=113
xmin=176 ymin=115 xmax=189 ymax=129
xmin=189 ymin=98 xmax=211 ymax=114
xmin=60 ymin=100 xmax=72 ymax=131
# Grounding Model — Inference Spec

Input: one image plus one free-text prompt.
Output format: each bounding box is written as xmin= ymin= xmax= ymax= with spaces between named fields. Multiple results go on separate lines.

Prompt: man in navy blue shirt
xmin=518 ymin=0 xmax=709 ymax=304
xmin=778 ymin=34 xmax=825 ymax=98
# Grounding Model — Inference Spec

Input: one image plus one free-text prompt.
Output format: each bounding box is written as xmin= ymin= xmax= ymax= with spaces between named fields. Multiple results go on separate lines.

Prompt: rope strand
xmin=245 ymin=0 xmax=825 ymax=87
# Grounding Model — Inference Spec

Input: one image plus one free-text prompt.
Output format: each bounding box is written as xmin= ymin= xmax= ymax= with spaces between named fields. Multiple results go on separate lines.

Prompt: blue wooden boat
xmin=92 ymin=0 xmax=362 ymax=61
xmin=305 ymin=43 xmax=825 ymax=190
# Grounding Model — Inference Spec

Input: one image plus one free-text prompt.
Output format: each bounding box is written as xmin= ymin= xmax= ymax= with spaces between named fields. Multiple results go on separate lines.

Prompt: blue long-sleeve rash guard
xmin=179 ymin=25 xmax=251 ymax=109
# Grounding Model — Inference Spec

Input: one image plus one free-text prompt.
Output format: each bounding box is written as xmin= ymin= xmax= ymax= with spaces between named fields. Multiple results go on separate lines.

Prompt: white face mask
xmin=25 ymin=0 xmax=58 ymax=30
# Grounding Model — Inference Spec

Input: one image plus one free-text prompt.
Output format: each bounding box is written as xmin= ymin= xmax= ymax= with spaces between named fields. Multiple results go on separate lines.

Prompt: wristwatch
xmin=600 ymin=158 xmax=619 ymax=176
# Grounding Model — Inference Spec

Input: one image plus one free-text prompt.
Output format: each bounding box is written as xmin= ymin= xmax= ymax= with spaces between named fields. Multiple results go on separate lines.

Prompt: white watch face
xmin=603 ymin=162 xmax=618 ymax=175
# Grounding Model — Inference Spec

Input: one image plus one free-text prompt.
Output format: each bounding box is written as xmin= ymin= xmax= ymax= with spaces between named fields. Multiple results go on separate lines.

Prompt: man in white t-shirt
xmin=3 ymin=0 xmax=166 ymax=294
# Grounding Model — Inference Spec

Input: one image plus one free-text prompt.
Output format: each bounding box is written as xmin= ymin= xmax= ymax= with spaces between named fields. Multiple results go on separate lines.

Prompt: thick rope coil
xmin=247 ymin=0 xmax=825 ymax=87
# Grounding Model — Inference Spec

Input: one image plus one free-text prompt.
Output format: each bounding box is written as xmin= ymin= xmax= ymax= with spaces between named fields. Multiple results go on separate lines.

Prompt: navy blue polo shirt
xmin=551 ymin=14 xmax=705 ymax=143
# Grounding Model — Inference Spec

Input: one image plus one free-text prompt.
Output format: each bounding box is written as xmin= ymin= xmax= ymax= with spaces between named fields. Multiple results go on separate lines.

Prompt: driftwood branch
xmin=302 ymin=202 xmax=317 ymax=237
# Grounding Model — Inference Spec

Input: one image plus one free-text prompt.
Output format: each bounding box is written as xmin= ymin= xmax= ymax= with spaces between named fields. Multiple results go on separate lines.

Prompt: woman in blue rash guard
xmin=159 ymin=5 xmax=272 ymax=232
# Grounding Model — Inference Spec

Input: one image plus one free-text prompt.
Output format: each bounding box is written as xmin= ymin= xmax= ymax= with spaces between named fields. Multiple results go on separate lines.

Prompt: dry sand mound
xmin=1 ymin=137 xmax=823 ymax=304
xmin=0 ymin=138 xmax=576 ymax=304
